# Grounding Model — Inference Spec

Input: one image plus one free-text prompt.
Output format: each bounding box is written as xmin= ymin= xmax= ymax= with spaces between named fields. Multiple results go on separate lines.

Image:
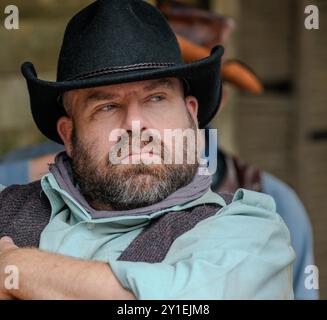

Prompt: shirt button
xmin=86 ymin=223 xmax=96 ymax=230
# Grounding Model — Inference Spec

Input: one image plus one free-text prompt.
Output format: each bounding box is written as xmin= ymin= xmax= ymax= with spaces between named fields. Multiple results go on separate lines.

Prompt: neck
xmin=86 ymin=198 xmax=114 ymax=211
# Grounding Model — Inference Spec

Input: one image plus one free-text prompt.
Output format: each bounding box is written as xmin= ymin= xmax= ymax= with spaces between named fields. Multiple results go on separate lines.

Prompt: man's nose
xmin=121 ymin=101 xmax=148 ymax=132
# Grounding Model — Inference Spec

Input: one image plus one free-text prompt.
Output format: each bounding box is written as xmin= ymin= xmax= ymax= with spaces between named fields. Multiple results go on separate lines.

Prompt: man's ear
xmin=185 ymin=95 xmax=199 ymax=125
xmin=57 ymin=116 xmax=73 ymax=157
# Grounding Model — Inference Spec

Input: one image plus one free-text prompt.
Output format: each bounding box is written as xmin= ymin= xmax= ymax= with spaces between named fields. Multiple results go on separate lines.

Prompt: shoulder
xmin=181 ymin=188 xmax=293 ymax=258
xmin=0 ymin=180 xmax=43 ymax=200
xmin=261 ymin=172 xmax=302 ymax=206
xmin=0 ymin=180 xmax=49 ymax=219
xmin=164 ymin=188 xmax=295 ymax=299
xmin=227 ymin=188 xmax=277 ymax=212
xmin=0 ymin=180 xmax=52 ymax=247
xmin=260 ymin=172 xmax=313 ymax=239
xmin=215 ymin=188 xmax=280 ymax=223
xmin=261 ymin=172 xmax=310 ymax=221
xmin=217 ymin=188 xmax=292 ymax=242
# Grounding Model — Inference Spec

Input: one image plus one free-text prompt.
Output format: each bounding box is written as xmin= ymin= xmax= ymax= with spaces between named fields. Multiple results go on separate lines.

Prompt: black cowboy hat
xmin=21 ymin=0 xmax=224 ymax=144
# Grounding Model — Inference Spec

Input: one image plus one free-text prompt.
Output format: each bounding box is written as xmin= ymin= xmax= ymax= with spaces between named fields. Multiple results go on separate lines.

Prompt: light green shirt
xmin=38 ymin=172 xmax=295 ymax=299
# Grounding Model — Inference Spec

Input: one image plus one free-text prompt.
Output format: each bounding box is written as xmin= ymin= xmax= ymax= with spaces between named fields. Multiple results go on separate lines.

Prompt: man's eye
xmin=99 ymin=104 xmax=117 ymax=111
xmin=149 ymin=95 xmax=165 ymax=102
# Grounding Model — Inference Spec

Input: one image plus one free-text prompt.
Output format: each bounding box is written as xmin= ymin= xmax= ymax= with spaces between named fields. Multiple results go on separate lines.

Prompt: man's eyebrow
xmin=143 ymin=78 xmax=176 ymax=92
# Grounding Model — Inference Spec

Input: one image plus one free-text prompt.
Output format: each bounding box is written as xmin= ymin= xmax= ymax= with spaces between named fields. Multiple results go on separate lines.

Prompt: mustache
xmin=108 ymin=131 xmax=170 ymax=164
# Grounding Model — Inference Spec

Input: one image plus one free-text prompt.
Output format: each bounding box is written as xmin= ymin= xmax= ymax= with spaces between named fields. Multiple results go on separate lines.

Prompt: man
xmin=0 ymin=0 xmax=294 ymax=299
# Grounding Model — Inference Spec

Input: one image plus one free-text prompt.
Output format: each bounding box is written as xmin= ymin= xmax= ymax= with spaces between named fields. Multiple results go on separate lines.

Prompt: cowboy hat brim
xmin=21 ymin=45 xmax=224 ymax=144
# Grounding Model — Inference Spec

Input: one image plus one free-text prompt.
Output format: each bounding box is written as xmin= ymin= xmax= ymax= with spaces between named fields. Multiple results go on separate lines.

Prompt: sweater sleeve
xmin=108 ymin=189 xmax=295 ymax=300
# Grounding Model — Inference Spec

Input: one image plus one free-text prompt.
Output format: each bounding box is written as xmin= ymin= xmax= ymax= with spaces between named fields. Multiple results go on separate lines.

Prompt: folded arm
xmin=0 ymin=237 xmax=135 ymax=300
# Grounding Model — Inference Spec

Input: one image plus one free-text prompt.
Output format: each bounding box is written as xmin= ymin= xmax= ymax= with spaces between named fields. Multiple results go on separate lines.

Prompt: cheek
xmin=78 ymin=124 xmax=113 ymax=157
xmin=152 ymin=101 xmax=190 ymax=129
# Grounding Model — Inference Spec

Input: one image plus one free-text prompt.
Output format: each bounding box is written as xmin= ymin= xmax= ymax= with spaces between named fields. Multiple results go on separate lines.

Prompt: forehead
xmin=72 ymin=77 xmax=182 ymax=100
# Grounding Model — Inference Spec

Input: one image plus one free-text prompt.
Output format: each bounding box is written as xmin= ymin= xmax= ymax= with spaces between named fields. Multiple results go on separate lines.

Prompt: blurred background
xmin=0 ymin=0 xmax=326 ymax=298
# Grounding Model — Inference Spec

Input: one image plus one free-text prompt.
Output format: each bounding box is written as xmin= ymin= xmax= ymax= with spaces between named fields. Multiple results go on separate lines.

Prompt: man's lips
xmin=120 ymin=149 xmax=162 ymax=163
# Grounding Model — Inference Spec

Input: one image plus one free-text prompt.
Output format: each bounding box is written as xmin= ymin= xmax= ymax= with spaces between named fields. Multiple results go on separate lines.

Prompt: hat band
xmin=66 ymin=62 xmax=177 ymax=81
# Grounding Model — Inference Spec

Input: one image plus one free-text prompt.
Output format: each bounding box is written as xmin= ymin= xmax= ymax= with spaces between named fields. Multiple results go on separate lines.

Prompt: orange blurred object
xmin=176 ymin=34 xmax=263 ymax=94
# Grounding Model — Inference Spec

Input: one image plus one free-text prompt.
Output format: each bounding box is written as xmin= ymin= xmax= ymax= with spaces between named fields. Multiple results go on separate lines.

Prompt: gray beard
xmin=70 ymin=130 xmax=199 ymax=211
